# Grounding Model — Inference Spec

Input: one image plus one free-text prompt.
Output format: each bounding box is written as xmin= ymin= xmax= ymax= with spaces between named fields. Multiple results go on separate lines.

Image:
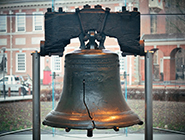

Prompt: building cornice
xmin=0 ymin=0 xmax=123 ymax=10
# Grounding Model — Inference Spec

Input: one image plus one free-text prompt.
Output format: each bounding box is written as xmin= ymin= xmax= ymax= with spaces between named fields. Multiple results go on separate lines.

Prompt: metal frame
xmin=32 ymin=51 xmax=153 ymax=140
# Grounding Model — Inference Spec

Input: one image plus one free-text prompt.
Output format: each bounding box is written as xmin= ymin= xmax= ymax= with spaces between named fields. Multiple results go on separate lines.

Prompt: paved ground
xmin=0 ymin=95 xmax=32 ymax=102
xmin=1 ymin=134 xmax=185 ymax=140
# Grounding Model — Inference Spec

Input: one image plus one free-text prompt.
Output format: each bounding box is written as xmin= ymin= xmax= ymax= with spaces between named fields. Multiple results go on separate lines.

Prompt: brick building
xmin=0 ymin=0 xmax=185 ymax=85
xmin=139 ymin=0 xmax=185 ymax=83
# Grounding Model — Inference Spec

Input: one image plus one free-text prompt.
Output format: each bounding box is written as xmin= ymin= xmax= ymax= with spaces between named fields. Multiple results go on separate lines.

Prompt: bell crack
xmin=83 ymin=79 xmax=96 ymax=129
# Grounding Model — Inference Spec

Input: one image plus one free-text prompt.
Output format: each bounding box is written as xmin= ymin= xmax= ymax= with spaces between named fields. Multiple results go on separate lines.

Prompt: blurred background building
xmin=0 ymin=0 xmax=185 ymax=86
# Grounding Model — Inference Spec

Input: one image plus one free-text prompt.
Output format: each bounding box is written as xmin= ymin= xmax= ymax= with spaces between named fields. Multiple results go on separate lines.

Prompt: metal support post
xmin=32 ymin=51 xmax=40 ymax=140
xmin=52 ymin=72 xmax=55 ymax=136
xmin=124 ymin=71 xmax=128 ymax=136
xmin=145 ymin=51 xmax=153 ymax=140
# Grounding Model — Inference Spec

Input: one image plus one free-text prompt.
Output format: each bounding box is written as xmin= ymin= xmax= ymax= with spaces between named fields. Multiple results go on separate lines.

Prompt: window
xmin=16 ymin=53 xmax=26 ymax=72
xmin=117 ymin=51 xmax=125 ymax=72
xmin=0 ymin=15 xmax=7 ymax=32
xmin=52 ymin=56 xmax=61 ymax=72
xmin=33 ymin=12 xmax=43 ymax=31
xmin=16 ymin=13 xmax=25 ymax=32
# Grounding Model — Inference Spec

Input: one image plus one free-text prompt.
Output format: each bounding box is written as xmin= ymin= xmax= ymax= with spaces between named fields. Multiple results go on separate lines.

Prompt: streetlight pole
xmin=2 ymin=47 xmax=6 ymax=99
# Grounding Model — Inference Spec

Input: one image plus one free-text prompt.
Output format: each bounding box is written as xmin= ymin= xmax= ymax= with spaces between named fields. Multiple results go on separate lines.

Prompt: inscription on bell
xmin=43 ymin=49 xmax=143 ymax=134
xmin=74 ymin=71 xmax=114 ymax=82
xmin=65 ymin=58 xmax=119 ymax=69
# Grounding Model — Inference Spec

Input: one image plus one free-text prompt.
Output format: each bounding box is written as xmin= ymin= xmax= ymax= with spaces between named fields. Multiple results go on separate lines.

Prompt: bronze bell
xmin=43 ymin=49 xmax=143 ymax=137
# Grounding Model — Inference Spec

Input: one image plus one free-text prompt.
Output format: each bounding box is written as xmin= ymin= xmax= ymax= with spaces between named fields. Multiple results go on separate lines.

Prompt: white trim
xmin=5 ymin=48 xmax=39 ymax=51
xmin=9 ymin=10 xmax=12 ymax=14
xmin=0 ymin=31 xmax=44 ymax=35
xmin=145 ymin=41 xmax=185 ymax=46
xmin=9 ymin=10 xmax=13 ymax=75
xmin=16 ymin=53 xmax=26 ymax=72
xmin=163 ymin=56 xmax=170 ymax=59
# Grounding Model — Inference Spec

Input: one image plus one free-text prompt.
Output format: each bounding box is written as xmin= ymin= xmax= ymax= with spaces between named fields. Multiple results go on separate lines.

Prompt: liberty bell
xmin=42 ymin=5 xmax=144 ymax=137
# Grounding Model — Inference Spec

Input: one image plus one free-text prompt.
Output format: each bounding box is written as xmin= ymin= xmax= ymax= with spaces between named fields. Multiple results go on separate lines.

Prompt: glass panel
xmin=52 ymin=56 xmax=61 ymax=71
xmin=17 ymin=54 xmax=25 ymax=71
xmin=0 ymin=16 xmax=6 ymax=32
xmin=16 ymin=13 xmax=25 ymax=32
xmin=33 ymin=12 xmax=43 ymax=31
xmin=0 ymin=1 xmax=185 ymax=139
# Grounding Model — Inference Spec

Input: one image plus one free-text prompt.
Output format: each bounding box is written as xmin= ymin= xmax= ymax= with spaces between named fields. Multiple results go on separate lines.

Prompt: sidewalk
xmin=1 ymin=133 xmax=185 ymax=140
xmin=0 ymin=95 xmax=32 ymax=103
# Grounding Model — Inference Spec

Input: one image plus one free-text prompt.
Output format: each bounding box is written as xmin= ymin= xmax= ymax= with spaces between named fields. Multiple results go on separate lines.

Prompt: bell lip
xmin=42 ymin=119 xmax=94 ymax=130
xmin=42 ymin=110 xmax=143 ymax=130
xmin=66 ymin=49 xmax=118 ymax=56
xmin=42 ymin=119 xmax=143 ymax=130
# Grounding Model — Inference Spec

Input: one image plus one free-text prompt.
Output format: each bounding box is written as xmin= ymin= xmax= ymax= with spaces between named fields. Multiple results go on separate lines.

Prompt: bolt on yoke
xmin=82 ymin=30 xmax=104 ymax=50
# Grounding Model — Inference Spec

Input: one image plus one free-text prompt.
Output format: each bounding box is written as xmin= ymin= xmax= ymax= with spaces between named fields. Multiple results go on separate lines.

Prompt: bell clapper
xmin=65 ymin=128 xmax=71 ymax=132
xmin=113 ymin=126 xmax=119 ymax=132
xmin=87 ymin=129 xmax=93 ymax=137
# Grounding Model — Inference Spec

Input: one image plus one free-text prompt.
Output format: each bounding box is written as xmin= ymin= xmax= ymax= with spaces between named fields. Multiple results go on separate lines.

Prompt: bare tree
xmin=165 ymin=0 xmax=185 ymax=33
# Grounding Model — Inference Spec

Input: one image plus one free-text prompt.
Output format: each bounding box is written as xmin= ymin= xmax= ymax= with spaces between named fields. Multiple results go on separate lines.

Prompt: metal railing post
xmin=145 ymin=51 xmax=153 ymax=140
xmin=32 ymin=51 xmax=40 ymax=140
